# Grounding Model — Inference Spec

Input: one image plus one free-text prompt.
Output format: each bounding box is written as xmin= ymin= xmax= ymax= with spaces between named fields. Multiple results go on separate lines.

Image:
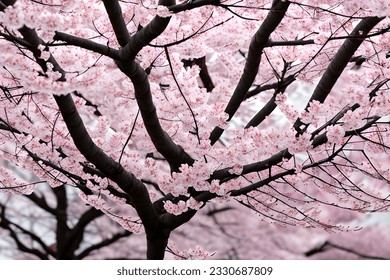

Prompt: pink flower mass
xmin=0 ymin=0 xmax=389 ymax=260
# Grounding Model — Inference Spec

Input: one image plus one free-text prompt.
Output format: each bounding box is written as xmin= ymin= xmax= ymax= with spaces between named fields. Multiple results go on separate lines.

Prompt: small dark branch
xmin=161 ymin=209 xmax=197 ymax=230
xmin=369 ymin=79 xmax=389 ymax=101
xmin=304 ymin=104 xmax=360 ymax=141
xmin=230 ymin=169 xmax=295 ymax=197
xmin=53 ymin=32 xmax=121 ymax=60
xmin=206 ymin=206 xmax=234 ymax=216
xmin=210 ymin=148 xmax=292 ymax=183
xmin=106 ymin=185 xmax=134 ymax=206
xmin=293 ymin=16 xmax=385 ymax=135
xmin=102 ymin=0 xmax=131 ymax=47
xmin=165 ymin=47 xmax=201 ymax=144
xmin=26 ymin=192 xmax=56 ymax=215
xmin=211 ymin=114 xmax=380 ymax=184
xmin=311 ymin=116 xmax=380 ymax=147
xmin=76 ymin=230 xmax=132 ymax=259
xmin=147 ymin=10 xmax=218 ymax=50
xmin=119 ymin=110 xmax=139 ymax=163
xmin=305 ymin=241 xmax=388 ymax=260
xmin=142 ymin=179 xmax=166 ymax=196
xmin=266 ymin=39 xmax=315 ymax=47
xmin=245 ymin=81 xmax=281 ymax=100
xmin=209 ymin=0 xmax=290 ymax=145
xmin=72 ymin=91 xmax=102 ymax=116
xmin=23 ymin=146 xmax=84 ymax=183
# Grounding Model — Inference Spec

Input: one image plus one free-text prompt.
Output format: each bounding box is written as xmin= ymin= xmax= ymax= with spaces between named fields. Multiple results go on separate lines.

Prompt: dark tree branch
xmin=116 ymin=60 xmax=195 ymax=173
xmin=76 ymin=230 xmax=132 ymax=259
xmin=52 ymin=186 xmax=71 ymax=259
xmin=210 ymin=114 xmax=381 ymax=184
xmin=168 ymin=0 xmax=220 ymax=13
xmin=53 ymin=32 xmax=121 ymax=60
xmin=245 ymin=74 xmax=295 ymax=100
xmin=183 ymin=56 xmax=215 ymax=92
xmin=26 ymin=192 xmax=56 ymax=215
xmin=0 ymin=204 xmax=53 ymax=259
xmin=102 ymin=0 xmax=131 ymax=47
xmin=305 ymin=241 xmax=388 ymax=260
xmin=266 ymin=39 xmax=315 ymax=47
xmin=56 ymin=207 xmax=104 ymax=259
xmin=245 ymin=74 xmax=295 ymax=128
xmin=119 ymin=0 xmax=175 ymax=61
xmin=293 ymin=16 xmax=385 ymax=134
xmin=209 ymin=0 xmax=291 ymax=145
xmin=53 ymin=94 xmax=160 ymax=230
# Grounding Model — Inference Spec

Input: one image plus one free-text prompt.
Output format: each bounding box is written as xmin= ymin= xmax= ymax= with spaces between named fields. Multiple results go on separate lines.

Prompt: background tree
xmin=2 ymin=168 xmax=390 ymax=260
xmin=0 ymin=0 xmax=389 ymax=259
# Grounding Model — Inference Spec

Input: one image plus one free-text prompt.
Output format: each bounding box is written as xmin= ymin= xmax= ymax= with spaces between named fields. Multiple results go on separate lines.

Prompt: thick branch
xmin=102 ymin=0 xmax=131 ymax=47
xmin=53 ymin=186 xmax=71 ymax=259
xmin=119 ymin=0 xmax=175 ymax=60
xmin=293 ymin=16 xmax=384 ymax=134
xmin=54 ymin=94 xmax=160 ymax=229
xmin=116 ymin=60 xmax=194 ymax=172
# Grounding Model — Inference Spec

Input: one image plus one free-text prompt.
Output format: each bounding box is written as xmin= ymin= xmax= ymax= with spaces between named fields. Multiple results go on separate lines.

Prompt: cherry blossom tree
xmin=0 ymin=0 xmax=389 ymax=259
xmin=0 ymin=180 xmax=140 ymax=260
xmin=2 ymin=174 xmax=390 ymax=260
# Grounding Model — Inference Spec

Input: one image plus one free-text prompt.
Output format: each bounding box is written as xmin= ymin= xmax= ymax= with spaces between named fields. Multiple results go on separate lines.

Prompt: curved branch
xmin=54 ymin=94 xmax=160 ymax=229
xmin=210 ymin=115 xmax=381 ymax=184
xmin=119 ymin=0 xmax=175 ymax=61
xmin=76 ymin=230 xmax=132 ymax=259
xmin=0 ymin=204 xmax=52 ymax=259
xmin=116 ymin=60 xmax=194 ymax=172
xmin=293 ymin=16 xmax=385 ymax=134
xmin=53 ymin=32 xmax=121 ymax=60
xmin=209 ymin=0 xmax=291 ymax=144
xmin=305 ymin=241 xmax=388 ymax=260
